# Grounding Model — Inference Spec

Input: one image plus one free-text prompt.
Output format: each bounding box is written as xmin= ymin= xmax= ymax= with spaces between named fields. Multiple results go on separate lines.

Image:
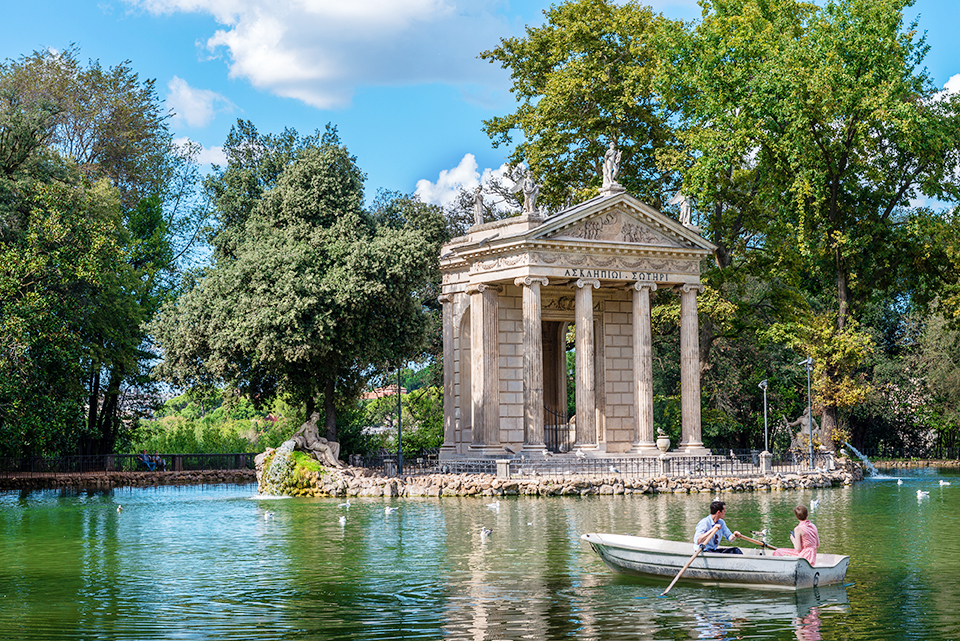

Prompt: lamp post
xmin=395 ymin=364 xmax=403 ymax=476
xmin=759 ymin=379 xmax=769 ymax=453
xmin=799 ymin=357 xmax=814 ymax=469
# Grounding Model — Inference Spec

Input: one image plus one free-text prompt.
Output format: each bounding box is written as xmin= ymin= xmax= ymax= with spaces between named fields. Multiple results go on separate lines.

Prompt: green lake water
xmin=1 ymin=467 xmax=958 ymax=640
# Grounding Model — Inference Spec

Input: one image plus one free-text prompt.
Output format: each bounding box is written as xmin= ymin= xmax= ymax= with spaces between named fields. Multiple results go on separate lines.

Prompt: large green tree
xmin=481 ymin=0 xmax=682 ymax=209
xmin=152 ymin=124 xmax=444 ymax=443
xmin=669 ymin=0 xmax=960 ymax=445
xmin=0 ymin=48 xmax=204 ymax=455
xmin=0 ymin=102 xmax=130 ymax=455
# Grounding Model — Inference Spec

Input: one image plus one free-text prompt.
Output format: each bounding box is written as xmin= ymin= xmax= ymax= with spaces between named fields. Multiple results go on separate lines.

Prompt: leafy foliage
xmin=481 ymin=0 xmax=682 ymax=209
xmin=0 ymin=47 xmax=205 ymax=456
xmin=152 ymin=123 xmax=444 ymax=442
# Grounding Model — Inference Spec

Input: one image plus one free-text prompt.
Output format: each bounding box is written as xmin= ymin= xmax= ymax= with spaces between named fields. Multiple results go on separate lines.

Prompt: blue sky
xmin=3 ymin=0 xmax=958 ymax=209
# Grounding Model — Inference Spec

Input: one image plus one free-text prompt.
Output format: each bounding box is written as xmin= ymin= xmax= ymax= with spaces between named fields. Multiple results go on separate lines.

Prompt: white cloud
xmin=127 ymin=0 xmax=517 ymax=109
xmin=197 ymin=144 xmax=227 ymax=166
xmin=174 ymin=136 xmax=227 ymax=167
xmin=945 ymin=74 xmax=960 ymax=95
xmin=167 ymin=76 xmax=234 ymax=128
xmin=415 ymin=154 xmax=480 ymax=208
xmin=416 ymin=154 xmax=516 ymax=210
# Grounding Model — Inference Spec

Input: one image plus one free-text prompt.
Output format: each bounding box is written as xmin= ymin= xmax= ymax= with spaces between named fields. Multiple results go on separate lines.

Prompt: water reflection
xmin=1 ymin=469 xmax=959 ymax=640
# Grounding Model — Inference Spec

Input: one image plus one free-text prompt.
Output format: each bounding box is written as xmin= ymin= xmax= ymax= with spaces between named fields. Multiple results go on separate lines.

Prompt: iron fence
xmin=0 ymin=453 xmax=257 ymax=477
xmin=544 ymin=406 xmax=573 ymax=453
xmin=364 ymin=449 xmax=836 ymax=480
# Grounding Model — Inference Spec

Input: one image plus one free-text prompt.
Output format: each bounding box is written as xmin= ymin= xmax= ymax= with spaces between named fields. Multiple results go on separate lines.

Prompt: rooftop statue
xmin=668 ymin=190 xmax=693 ymax=227
xmin=510 ymin=168 xmax=539 ymax=215
xmin=472 ymin=186 xmax=484 ymax=227
xmin=602 ymin=141 xmax=622 ymax=190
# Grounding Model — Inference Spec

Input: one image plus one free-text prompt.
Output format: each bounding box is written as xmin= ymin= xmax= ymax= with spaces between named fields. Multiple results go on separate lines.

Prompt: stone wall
xmin=257 ymin=463 xmax=862 ymax=498
xmin=602 ymin=294 xmax=635 ymax=451
xmin=498 ymin=288 xmax=524 ymax=445
xmin=0 ymin=469 xmax=257 ymax=491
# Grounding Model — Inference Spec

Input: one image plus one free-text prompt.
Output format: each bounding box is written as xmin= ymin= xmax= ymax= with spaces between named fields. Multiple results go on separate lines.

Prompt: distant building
xmin=361 ymin=385 xmax=407 ymax=400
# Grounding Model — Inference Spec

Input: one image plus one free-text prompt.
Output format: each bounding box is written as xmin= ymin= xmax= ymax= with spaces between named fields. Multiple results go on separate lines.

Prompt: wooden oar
xmin=738 ymin=534 xmax=777 ymax=550
xmin=661 ymin=544 xmax=704 ymax=596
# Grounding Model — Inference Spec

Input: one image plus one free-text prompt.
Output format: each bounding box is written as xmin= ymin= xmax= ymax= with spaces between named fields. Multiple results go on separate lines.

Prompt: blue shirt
xmin=694 ymin=515 xmax=734 ymax=551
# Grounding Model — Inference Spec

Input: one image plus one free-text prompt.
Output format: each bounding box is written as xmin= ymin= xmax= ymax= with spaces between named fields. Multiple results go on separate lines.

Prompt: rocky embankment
xmin=0 ymin=469 xmax=256 ymax=491
xmin=255 ymin=453 xmax=863 ymax=498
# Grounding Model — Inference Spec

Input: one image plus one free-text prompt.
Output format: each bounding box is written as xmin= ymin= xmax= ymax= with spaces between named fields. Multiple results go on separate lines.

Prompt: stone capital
xmin=514 ymin=276 xmax=549 ymax=288
xmin=437 ymin=293 xmax=454 ymax=305
xmin=632 ymin=281 xmax=658 ymax=293
xmin=575 ymin=278 xmax=601 ymax=290
xmin=680 ymin=283 xmax=705 ymax=294
xmin=465 ymin=283 xmax=503 ymax=296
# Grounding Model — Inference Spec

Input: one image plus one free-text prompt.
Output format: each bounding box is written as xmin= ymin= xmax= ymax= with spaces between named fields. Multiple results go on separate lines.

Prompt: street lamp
xmin=799 ymin=357 xmax=814 ymax=469
xmin=758 ymin=379 xmax=769 ymax=453
xmin=394 ymin=365 xmax=403 ymax=476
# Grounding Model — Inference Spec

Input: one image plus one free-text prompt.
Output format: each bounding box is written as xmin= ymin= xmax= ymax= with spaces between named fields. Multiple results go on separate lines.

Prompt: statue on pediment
xmin=602 ymin=141 xmax=622 ymax=190
xmin=668 ymin=190 xmax=693 ymax=227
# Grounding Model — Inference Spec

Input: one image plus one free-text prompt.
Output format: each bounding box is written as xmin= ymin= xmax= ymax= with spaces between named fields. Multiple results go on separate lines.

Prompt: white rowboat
xmin=581 ymin=533 xmax=849 ymax=590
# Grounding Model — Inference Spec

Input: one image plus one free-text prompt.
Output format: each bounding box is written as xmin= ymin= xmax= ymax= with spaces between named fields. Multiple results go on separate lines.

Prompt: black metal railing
xmin=544 ymin=406 xmax=572 ymax=453
xmin=355 ymin=449 xmax=837 ymax=480
xmin=0 ymin=453 xmax=257 ymax=477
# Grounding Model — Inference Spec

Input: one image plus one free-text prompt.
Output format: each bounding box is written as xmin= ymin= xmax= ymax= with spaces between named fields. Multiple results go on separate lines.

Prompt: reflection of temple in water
xmin=439 ymin=189 xmax=718 ymax=460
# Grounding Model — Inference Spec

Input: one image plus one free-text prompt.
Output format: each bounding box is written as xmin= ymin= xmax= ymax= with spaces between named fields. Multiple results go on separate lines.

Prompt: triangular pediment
xmin=547 ymin=209 xmax=679 ymax=246
xmin=525 ymin=192 xmax=717 ymax=254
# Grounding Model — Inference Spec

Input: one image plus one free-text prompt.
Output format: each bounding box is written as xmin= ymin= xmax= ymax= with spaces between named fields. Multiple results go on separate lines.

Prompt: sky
xmin=3 ymin=0 xmax=959 ymax=209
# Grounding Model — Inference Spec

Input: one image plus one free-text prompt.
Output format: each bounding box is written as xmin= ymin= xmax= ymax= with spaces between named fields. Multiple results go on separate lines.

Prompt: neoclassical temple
xmin=438 ymin=176 xmax=717 ymax=460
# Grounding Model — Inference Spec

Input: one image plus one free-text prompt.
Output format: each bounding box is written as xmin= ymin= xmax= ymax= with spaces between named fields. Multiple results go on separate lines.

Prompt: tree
xmin=481 ymin=0 xmax=682 ymax=209
xmin=0 ymin=161 xmax=128 ymax=456
xmin=0 ymin=48 xmax=205 ymax=455
xmin=667 ymin=0 xmax=960 ymax=445
xmin=152 ymin=125 xmax=444 ymax=443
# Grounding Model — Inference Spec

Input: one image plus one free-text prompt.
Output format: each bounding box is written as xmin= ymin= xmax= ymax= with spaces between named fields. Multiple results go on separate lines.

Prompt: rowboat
xmin=581 ymin=533 xmax=849 ymax=590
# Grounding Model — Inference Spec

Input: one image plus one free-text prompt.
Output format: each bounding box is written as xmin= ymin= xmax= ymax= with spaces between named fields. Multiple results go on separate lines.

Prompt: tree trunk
xmin=699 ymin=316 xmax=716 ymax=374
xmin=87 ymin=368 xmax=100 ymax=437
xmin=324 ymin=376 xmax=337 ymax=442
xmin=821 ymin=405 xmax=837 ymax=451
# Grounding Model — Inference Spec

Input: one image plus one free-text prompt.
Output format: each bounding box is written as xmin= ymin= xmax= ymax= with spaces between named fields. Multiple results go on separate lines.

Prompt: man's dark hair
xmin=710 ymin=501 xmax=726 ymax=515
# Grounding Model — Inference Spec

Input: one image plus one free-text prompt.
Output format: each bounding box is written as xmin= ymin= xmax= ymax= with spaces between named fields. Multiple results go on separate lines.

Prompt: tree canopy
xmin=0 ymin=48 xmax=204 ymax=457
xmin=152 ymin=122 xmax=445 ymax=442
xmin=481 ymin=0 xmax=682 ymax=209
xmin=484 ymin=0 xmax=960 ymax=451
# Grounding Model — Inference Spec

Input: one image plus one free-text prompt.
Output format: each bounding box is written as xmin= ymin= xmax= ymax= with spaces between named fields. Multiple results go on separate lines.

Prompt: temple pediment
xmin=544 ymin=209 xmax=679 ymax=246
xmin=527 ymin=192 xmax=715 ymax=253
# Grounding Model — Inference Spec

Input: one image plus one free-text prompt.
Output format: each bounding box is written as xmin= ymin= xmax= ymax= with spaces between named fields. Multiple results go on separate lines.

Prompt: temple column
xmin=468 ymin=284 xmax=501 ymax=453
xmin=631 ymin=282 xmax=659 ymax=454
xmin=516 ymin=277 xmax=548 ymax=456
xmin=575 ymin=278 xmax=600 ymax=448
xmin=438 ymin=294 xmax=457 ymax=461
xmin=679 ymin=283 xmax=709 ymax=454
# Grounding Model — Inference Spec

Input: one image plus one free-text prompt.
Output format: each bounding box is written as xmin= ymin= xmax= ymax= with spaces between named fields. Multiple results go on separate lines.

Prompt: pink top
xmin=773 ymin=519 xmax=819 ymax=564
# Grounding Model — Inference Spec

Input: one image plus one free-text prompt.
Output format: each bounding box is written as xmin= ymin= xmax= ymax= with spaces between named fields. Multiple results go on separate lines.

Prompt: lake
xmin=1 ymin=467 xmax=957 ymax=640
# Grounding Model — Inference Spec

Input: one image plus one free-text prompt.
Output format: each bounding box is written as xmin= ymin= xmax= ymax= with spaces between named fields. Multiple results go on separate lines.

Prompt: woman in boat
xmin=773 ymin=504 xmax=819 ymax=564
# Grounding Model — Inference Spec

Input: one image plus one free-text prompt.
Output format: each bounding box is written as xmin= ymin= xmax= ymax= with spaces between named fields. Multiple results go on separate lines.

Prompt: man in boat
xmin=694 ymin=500 xmax=743 ymax=554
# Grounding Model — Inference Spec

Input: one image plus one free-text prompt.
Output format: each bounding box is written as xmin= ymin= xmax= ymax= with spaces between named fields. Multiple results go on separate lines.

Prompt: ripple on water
xmin=3 ymin=475 xmax=960 ymax=640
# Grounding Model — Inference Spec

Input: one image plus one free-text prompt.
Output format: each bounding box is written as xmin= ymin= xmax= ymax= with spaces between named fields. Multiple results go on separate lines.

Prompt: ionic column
xmin=575 ymin=278 xmax=600 ymax=448
xmin=631 ymin=282 xmax=658 ymax=454
xmin=468 ymin=284 xmax=501 ymax=452
xmin=516 ymin=277 xmax=549 ymax=455
xmin=438 ymin=293 xmax=457 ymax=460
xmin=679 ymin=283 xmax=707 ymax=453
